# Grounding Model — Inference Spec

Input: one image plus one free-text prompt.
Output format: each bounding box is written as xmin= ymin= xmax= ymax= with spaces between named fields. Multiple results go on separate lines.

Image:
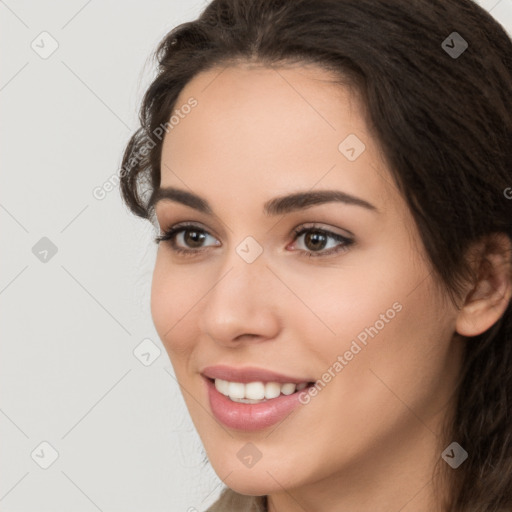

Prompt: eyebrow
xmin=149 ymin=186 xmax=378 ymax=216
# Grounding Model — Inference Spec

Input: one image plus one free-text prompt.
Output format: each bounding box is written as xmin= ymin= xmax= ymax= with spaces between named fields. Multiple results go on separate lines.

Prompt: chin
xmin=206 ymin=450 xmax=304 ymax=496
xmin=216 ymin=473 xmax=281 ymax=497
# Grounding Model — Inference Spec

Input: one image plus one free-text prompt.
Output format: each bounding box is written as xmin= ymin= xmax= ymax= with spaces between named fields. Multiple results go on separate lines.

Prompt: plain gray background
xmin=1 ymin=1 xmax=511 ymax=511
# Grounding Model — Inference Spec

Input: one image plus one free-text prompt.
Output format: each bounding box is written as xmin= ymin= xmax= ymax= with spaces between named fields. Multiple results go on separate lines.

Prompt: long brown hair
xmin=119 ymin=1 xmax=512 ymax=509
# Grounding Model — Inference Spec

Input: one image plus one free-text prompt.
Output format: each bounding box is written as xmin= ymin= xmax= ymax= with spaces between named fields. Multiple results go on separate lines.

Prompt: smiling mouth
xmin=207 ymin=377 xmax=315 ymax=404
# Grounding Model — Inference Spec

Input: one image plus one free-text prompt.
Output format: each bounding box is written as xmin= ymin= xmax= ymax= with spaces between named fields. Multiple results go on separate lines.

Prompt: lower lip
xmin=205 ymin=378 xmax=308 ymax=431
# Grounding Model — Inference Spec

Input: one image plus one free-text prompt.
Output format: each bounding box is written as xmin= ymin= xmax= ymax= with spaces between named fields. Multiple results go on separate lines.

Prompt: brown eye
xmin=303 ymin=231 xmax=328 ymax=251
xmin=154 ymin=223 xmax=220 ymax=256
xmin=291 ymin=225 xmax=354 ymax=258
xmin=183 ymin=229 xmax=207 ymax=248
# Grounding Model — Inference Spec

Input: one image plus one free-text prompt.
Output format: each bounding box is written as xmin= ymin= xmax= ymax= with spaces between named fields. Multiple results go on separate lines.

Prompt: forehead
xmin=159 ymin=63 xmax=398 ymax=215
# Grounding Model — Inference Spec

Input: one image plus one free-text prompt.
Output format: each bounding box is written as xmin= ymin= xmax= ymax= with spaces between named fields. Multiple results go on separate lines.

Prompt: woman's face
xmin=151 ymin=63 xmax=464 ymax=500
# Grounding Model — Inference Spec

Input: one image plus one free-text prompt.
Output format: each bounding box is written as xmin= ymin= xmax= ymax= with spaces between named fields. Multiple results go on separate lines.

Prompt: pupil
xmin=306 ymin=232 xmax=326 ymax=251
xmin=185 ymin=230 xmax=205 ymax=248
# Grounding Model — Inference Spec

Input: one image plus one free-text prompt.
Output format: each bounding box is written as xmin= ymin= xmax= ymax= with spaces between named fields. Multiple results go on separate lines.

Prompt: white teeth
xmin=264 ymin=382 xmax=281 ymax=399
xmin=230 ymin=397 xmax=265 ymax=404
xmin=245 ymin=382 xmax=265 ymax=400
xmin=214 ymin=378 xmax=229 ymax=395
xmin=213 ymin=378 xmax=308 ymax=401
xmin=281 ymin=383 xmax=296 ymax=395
xmin=228 ymin=381 xmax=245 ymax=399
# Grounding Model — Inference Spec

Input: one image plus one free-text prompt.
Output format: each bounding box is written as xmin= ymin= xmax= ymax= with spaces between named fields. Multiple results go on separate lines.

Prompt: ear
xmin=456 ymin=232 xmax=512 ymax=337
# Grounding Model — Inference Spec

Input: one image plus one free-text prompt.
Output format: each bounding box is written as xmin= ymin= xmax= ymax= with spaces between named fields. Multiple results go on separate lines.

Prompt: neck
xmin=266 ymin=411 xmax=454 ymax=512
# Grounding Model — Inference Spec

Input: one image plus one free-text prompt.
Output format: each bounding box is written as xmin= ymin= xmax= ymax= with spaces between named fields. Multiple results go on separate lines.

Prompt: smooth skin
xmin=150 ymin=62 xmax=512 ymax=512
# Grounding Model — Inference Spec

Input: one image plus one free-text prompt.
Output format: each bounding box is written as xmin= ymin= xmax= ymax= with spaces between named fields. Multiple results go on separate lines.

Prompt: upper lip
xmin=201 ymin=365 xmax=311 ymax=384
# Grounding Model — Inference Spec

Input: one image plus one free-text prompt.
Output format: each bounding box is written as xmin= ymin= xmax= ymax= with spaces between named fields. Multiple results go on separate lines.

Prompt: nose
xmin=198 ymin=248 xmax=281 ymax=347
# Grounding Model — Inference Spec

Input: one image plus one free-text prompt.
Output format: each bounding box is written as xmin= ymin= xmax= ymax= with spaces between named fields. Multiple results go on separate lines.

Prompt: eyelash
xmin=154 ymin=222 xmax=354 ymax=258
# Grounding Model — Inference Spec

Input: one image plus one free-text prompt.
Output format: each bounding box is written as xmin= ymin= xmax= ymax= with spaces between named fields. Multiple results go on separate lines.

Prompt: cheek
xmin=295 ymin=281 xmax=405 ymax=383
xmin=315 ymin=275 xmax=455 ymax=429
xmin=292 ymin=245 xmax=449 ymax=397
xmin=150 ymin=256 xmax=197 ymax=358
xmin=278 ymin=255 xmax=403 ymax=359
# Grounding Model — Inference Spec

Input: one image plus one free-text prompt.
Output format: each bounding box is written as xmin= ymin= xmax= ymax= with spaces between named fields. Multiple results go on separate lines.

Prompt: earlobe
xmin=455 ymin=233 xmax=512 ymax=338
